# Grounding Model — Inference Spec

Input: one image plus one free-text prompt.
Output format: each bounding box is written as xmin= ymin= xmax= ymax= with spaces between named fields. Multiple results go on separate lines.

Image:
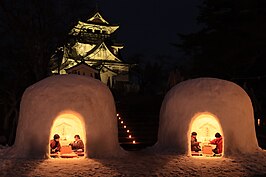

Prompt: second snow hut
xmin=155 ymin=78 xmax=260 ymax=156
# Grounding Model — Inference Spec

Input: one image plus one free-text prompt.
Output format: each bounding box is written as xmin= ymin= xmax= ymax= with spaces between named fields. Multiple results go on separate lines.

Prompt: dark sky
xmin=96 ymin=0 xmax=202 ymax=60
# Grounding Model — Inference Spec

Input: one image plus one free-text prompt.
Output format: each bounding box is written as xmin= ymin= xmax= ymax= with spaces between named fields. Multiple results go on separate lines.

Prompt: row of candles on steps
xmin=117 ymin=113 xmax=136 ymax=144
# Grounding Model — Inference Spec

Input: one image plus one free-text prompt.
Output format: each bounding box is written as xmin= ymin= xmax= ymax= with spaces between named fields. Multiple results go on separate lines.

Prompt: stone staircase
xmin=115 ymin=95 xmax=162 ymax=151
xmin=117 ymin=112 xmax=159 ymax=150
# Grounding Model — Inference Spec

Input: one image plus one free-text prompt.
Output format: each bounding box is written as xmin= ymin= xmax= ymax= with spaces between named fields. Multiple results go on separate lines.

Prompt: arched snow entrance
xmin=188 ymin=112 xmax=224 ymax=157
xmin=49 ymin=112 xmax=86 ymax=158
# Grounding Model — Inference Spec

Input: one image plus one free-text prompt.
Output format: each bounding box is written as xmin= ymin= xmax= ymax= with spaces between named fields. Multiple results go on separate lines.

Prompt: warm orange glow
xmin=129 ymin=135 xmax=132 ymax=138
xmin=127 ymin=130 xmax=130 ymax=133
xmin=117 ymin=113 xmax=119 ymax=116
xmin=49 ymin=112 xmax=86 ymax=157
xmin=188 ymin=112 xmax=224 ymax=157
xmin=123 ymin=125 xmax=127 ymax=128
xmin=133 ymin=140 xmax=136 ymax=144
xmin=258 ymin=119 xmax=261 ymax=126
xmin=121 ymin=121 xmax=124 ymax=124
xmin=118 ymin=117 xmax=121 ymax=120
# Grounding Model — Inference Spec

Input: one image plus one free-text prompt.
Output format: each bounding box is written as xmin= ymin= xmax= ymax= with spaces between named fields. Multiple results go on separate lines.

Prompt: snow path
xmin=1 ymin=151 xmax=266 ymax=176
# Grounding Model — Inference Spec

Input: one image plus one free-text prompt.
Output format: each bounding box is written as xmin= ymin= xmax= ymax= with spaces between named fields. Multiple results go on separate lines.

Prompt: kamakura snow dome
xmin=11 ymin=75 xmax=123 ymax=158
xmin=155 ymin=78 xmax=260 ymax=156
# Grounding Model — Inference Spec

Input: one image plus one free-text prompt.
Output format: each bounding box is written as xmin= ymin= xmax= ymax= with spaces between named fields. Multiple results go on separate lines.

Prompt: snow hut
xmin=11 ymin=75 xmax=122 ymax=158
xmin=155 ymin=78 xmax=260 ymax=156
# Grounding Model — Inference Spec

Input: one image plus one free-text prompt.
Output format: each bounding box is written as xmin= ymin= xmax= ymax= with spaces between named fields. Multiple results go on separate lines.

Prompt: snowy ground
xmin=1 ymin=150 xmax=266 ymax=177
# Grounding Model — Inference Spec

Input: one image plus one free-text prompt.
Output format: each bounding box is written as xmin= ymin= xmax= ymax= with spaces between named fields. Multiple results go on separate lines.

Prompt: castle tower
xmin=52 ymin=11 xmax=130 ymax=87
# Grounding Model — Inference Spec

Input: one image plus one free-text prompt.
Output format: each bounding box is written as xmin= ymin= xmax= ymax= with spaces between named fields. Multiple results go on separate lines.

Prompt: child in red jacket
xmin=50 ymin=134 xmax=61 ymax=153
xmin=191 ymin=132 xmax=201 ymax=152
xmin=210 ymin=132 xmax=223 ymax=154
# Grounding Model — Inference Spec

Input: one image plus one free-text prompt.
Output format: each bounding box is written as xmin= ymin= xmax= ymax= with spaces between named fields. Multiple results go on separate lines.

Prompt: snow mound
xmin=154 ymin=78 xmax=260 ymax=155
xmin=9 ymin=75 xmax=123 ymax=158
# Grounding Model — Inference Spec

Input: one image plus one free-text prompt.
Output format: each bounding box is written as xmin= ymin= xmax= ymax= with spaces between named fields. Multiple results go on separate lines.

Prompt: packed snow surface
xmin=1 ymin=150 xmax=266 ymax=176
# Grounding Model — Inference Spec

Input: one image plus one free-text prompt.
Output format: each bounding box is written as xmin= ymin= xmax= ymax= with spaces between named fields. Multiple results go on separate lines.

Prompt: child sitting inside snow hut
xmin=50 ymin=134 xmax=61 ymax=153
xmin=191 ymin=132 xmax=201 ymax=152
xmin=210 ymin=132 xmax=223 ymax=154
xmin=69 ymin=135 xmax=84 ymax=152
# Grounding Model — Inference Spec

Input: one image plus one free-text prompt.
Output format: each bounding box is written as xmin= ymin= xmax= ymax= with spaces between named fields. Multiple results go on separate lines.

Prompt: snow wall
xmin=154 ymin=78 xmax=260 ymax=156
xmin=11 ymin=75 xmax=123 ymax=158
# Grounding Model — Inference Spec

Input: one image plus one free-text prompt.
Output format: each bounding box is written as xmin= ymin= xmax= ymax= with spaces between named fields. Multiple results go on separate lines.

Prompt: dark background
xmin=0 ymin=0 xmax=265 ymax=149
xmin=98 ymin=0 xmax=201 ymax=58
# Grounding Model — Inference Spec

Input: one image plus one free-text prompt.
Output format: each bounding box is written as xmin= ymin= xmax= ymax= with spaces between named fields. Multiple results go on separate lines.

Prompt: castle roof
xmin=87 ymin=12 xmax=109 ymax=25
xmin=64 ymin=61 xmax=99 ymax=73
xmin=83 ymin=42 xmax=122 ymax=62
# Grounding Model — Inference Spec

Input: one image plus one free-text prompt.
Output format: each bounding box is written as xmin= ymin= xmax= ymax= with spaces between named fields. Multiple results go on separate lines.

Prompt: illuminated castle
xmin=52 ymin=11 xmax=130 ymax=87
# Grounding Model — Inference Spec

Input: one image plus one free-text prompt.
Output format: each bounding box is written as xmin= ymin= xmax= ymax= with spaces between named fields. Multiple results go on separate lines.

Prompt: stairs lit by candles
xmin=116 ymin=112 xmax=158 ymax=151
xmin=117 ymin=113 xmax=137 ymax=150
xmin=115 ymin=94 xmax=162 ymax=151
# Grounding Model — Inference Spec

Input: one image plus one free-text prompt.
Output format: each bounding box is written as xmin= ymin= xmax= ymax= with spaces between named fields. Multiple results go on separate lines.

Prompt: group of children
xmin=191 ymin=132 xmax=223 ymax=155
xmin=50 ymin=134 xmax=84 ymax=154
xmin=51 ymin=132 xmax=222 ymax=155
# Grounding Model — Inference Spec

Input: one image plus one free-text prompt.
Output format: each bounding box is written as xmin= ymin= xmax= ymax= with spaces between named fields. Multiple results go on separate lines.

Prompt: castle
xmin=51 ymin=11 xmax=131 ymax=88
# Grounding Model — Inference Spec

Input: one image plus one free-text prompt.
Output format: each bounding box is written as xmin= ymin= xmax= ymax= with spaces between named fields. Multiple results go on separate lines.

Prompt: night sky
xmin=97 ymin=0 xmax=201 ymax=60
